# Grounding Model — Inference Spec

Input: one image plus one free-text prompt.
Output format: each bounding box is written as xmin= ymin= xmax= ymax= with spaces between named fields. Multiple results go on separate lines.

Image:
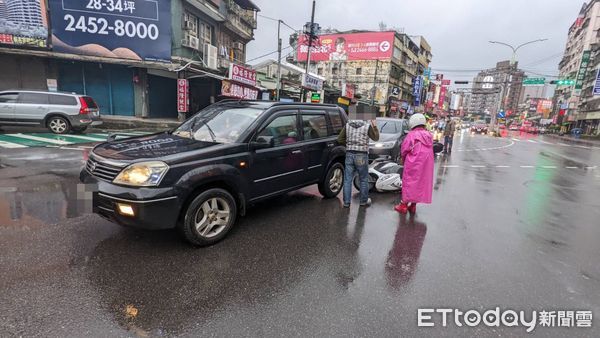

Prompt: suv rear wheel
xmin=318 ymin=162 xmax=344 ymax=198
xmin=47 ymin=116 xmax=70 ymax=134
xmin=180 ymin=188 xmax=237 ymax=246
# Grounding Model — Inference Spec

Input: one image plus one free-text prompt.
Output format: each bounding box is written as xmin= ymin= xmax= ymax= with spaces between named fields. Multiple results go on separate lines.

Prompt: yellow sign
xmin=338 ymin=97 xmax=350 ymax=105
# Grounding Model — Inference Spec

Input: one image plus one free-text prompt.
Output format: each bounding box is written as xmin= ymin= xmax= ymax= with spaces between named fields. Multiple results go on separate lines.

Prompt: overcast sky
xmin=246 ymin=0 xmax=581 ymax=81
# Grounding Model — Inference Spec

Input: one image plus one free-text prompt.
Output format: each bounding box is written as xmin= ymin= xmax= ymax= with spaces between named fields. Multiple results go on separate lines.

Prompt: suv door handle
xmin=291 ymin=150 xmax=302 ymax=154
xmin=327 ymin=142 xmax=335 ymax=147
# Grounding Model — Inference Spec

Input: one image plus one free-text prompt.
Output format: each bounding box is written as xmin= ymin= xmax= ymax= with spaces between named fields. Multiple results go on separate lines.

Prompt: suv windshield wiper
xmin=188 ymin=118 xmax=217 ymax=142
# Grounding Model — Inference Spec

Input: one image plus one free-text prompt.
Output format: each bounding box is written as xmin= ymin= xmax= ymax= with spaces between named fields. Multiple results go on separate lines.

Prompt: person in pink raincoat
xmin=395 ymin=113 xmax=434 ymax=214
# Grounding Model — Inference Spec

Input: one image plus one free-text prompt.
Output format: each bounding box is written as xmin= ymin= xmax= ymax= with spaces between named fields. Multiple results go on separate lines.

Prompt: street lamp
xmin=488 ymin=39 xmax=547 ymax=132
xmin=488 ymin=39 xmax=548 ymax=65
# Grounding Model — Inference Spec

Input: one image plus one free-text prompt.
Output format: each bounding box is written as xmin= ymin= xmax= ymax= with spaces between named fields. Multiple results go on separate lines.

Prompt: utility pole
xmin=302 ymin=0 xmax=316 ymax=102
xmin=276 ymin=19 xmax=282 ymax=101
xmin=371 ymin=59 xmax=379 ymax=106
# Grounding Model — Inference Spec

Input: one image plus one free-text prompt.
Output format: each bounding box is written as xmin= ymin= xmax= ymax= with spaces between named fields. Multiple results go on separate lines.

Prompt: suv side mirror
xmin=250 ymin=136 xmax=273 ymax=150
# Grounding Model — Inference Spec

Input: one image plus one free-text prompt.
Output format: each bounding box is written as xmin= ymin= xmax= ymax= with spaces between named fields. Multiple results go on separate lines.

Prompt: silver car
xmin=0 ymin=90 xmax=102 ymax=134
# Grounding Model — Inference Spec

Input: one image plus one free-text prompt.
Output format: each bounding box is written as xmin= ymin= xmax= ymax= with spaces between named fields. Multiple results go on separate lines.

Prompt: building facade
xmin=6 ymin=0 xmax=43 ymax=26
xmin=467 ymin=60 xmax=524 ymax=118
xmin=0 ymin=0 xmax=259 ymax=120
xmin=292 ymin=30 xmax=432 ymax=116
xmin=554 ymin=0 xmax=600 ymax=131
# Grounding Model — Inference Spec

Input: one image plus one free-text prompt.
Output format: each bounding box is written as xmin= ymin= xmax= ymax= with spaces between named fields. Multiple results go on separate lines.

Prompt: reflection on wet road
xmin=1 ymin=134 xmax=599 ymax=336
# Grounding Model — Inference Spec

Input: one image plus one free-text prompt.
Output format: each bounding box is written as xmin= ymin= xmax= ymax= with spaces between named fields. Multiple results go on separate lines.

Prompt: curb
xmin=99 ymin=118 xmax=181 ymax=131
xmin=543 ymin=134 xmax=600 ymax=147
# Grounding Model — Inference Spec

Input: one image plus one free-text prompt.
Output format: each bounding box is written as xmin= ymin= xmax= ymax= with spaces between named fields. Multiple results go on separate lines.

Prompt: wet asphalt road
xmin=1 ymin=130 xmax=600 ymax=337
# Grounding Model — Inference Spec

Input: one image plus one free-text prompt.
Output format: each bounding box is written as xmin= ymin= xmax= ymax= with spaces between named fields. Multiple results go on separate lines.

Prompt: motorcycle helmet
xmin=408 ymin=113 xmax=427 ymax=130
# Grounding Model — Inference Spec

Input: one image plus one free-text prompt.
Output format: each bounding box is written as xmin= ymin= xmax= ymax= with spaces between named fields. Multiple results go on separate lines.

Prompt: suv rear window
xmin=18 ymin=93 xmax=48 ymax=104
xmin=49 ymin=94 xmax=77 ymax=105
xmin=328 ymin=110 xmax=344 ymax=135
xmin=81 ymin=96 xmax=98 ymax=108
xmin=0 ymin=93 xmax=18 ymax=103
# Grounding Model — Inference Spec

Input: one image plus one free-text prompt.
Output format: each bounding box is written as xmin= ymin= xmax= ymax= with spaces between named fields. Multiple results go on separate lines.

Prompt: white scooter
xmin=352 ymin=142 xmax=444 ymax=193
xmin=353 ymin=157 xmax=403 ymax=193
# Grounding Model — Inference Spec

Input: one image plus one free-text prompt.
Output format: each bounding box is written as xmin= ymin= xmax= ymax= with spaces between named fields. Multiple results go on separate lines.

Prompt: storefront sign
xmin=441 ymin=79 xmax=451 ymax=86
xmin=342 ymin=83 xmax=355 ymax=99
xmin=413 ymin=76 xmax=423 ymax=106
xmin=593 ymin=69 xmax=600 ymax=96
xmin=49 ymin=0 xmax=172 ymax=61
xmin=221 ymin=80 xmax=258 ymax=100
xmin=311 ymin=92 xmax=321 ymax=103
xmin=47 ymin=79 xmax=58 ymax=92
xmin=438 ymin=86 xmax=447 ymax=106
xmin=302 ymin=73 xmax=323 ymax=91
xmin=229 ymin=63 xmax=257 ymax=87
xmin=177 ymin=79 xmax=188 ymax=112
xmin=0 ymin=0 xmax=49 ymax=48
xmin=337 ymin=97 xmax=350 ymax=106
xmin=297 ymin=32 xmax=394 ymax=61
xmin=575 ymin=50 xmax=591 ymax=90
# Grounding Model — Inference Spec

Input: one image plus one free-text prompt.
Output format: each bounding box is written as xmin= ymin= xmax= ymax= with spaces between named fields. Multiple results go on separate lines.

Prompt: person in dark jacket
xmin=338 ymin=118 xmax=379 ymax=208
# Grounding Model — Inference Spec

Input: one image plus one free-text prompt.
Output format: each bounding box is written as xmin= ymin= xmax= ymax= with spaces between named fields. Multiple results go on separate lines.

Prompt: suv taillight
xmin=79 ymin=97 xmax=90 ymax=115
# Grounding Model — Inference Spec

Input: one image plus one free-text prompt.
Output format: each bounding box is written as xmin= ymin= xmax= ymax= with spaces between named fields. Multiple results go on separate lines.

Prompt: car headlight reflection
xmin=113 ymin=161 xmax=169 ymax=186
xmin=374 ymin=141 xmax=396 ymax=149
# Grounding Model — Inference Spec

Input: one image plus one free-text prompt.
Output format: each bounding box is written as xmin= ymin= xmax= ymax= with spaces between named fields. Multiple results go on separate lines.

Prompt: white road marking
xmin=495 ymin=165 xmax=510 ymax=168
xmin=528 ymin=140 xmax=538 ymax=143
xmin=471 ymin=165 xmax=486 ymax=168
xmin=12 ymin=133 xmax=71 ymax=145
xmin=585 ymin=166 xmax=597 ymax=170
xmin=59 ymin=134 xmax=105 ymax=142
xmin=512 ymin=138 xmax=520 ymax=141
xmin=558 ymin=143 xmax=570 ymax=146
xmin=541 ymin=166 xmax=557 ymax=169
xmin=576 ymin=145 xmax=591 ymax=149
xmin=520 ymin=165 xmax=534 ymax=168
xmin=0 ymin=140 xmax=27 ymax=148
xmin=539 ymin=140 xmax=554 ymax=145
xmin=443 ymin=165 xmax=459 ymax=168
xmin=565 ymin=166 xmax=578 ymax=169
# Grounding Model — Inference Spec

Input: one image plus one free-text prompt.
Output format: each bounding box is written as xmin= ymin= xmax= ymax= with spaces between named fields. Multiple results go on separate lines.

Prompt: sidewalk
xmin=99 ymin=115 xmax=181 ymax=131
xmin=543 ymin=133 xmax=600 ymax=147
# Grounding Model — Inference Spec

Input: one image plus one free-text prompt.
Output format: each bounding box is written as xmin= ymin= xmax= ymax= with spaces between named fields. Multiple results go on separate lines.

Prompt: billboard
xmin=297 ymin=31 xmax=394 ymax=62
xmin=0 ymin=0 xmax=49 ymax=48
xmin=48 ymin=0 xmax=172 ymax=61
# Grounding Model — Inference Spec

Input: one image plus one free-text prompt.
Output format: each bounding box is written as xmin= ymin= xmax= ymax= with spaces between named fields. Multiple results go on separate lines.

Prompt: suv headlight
xmin=113 ymin=161 xmax=169 ymax=187
xmin=374 ymin=141 xmax=396 ymax=149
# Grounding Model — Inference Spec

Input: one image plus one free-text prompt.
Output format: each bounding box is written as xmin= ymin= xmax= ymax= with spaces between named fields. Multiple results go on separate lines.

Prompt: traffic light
xmin=550 ymin=79 xmax=575 ymax=85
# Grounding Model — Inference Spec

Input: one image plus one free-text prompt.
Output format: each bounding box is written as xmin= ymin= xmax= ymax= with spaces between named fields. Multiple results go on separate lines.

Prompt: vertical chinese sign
xmin=177 ymin=79 xmax=188 ymax=113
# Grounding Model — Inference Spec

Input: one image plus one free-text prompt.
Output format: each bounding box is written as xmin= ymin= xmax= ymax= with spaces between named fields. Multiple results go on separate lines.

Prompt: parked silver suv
xmin=0 ymin=90 xmax=102 ymax=134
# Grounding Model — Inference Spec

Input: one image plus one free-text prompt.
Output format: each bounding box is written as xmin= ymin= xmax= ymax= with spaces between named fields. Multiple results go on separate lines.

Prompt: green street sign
xmin=556 ymin=79 xmax=575 ymax=86
xmin=523 ymin=78 xmax=545 ymax=85
xmin=575 ymin=50 xmax=592 ymax=90
xmin=311 ymin=92 xmax=321 ymax=103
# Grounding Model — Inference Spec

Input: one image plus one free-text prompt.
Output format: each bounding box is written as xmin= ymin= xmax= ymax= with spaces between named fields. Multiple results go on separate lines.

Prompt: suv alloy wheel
xmin=180 ymin=188 xmax=238 ymax=246
xmin=318 ymin=162 xmax=344 ymax=198
xmin=48 ymin=116 xmax=71 ymax=134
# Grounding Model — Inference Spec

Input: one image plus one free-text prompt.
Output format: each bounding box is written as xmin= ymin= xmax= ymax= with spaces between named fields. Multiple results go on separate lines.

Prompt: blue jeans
xmin=343 ymin=151 xmax=369 ymax=205
xmin=444 ymin=135 xmax=453 ymax=152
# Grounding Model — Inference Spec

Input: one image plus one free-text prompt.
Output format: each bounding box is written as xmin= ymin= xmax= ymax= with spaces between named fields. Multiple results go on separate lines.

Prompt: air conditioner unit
xmin=203 ymin=43 xmax=218 ymax=70
xmin=189 ymin=36 xmax=200 ymax=50
xmin=181 ymin=36 xmax=190 ymax=48
xmin=233 ymin=41 xmax=244 ymax=50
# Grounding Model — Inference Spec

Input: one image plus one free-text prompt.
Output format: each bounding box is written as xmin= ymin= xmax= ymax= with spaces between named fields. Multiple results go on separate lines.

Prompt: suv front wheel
xmin=318 ymin=162 xmax=344 ymax=198
xmin=47 ymin=116 xmax=71 ymax=134
xmin=180 ymin=188 xmax=237 ymax=246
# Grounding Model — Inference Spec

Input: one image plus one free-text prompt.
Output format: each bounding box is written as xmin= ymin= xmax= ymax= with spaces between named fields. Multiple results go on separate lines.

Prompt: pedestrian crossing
xmin=0 ymin=131 xmax=151 ymax=149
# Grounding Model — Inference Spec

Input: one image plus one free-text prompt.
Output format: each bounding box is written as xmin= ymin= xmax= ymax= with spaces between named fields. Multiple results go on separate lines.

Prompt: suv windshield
xmin=377 ymin=120 xmax=404 ymax=134
xmin=173 ymin=105 xmax=265 ymax=143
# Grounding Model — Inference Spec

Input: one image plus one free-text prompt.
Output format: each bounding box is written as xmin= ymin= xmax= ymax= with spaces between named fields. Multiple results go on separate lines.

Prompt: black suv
xmin=80 ymin=101 xmax=347 ymax=245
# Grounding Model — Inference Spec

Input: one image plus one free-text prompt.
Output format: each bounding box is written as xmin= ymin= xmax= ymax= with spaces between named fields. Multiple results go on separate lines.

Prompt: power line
xmin=257 ymin=14 xmax=300 ymax=32
xmin=246 ymin=45 xmax=293 ymax=63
